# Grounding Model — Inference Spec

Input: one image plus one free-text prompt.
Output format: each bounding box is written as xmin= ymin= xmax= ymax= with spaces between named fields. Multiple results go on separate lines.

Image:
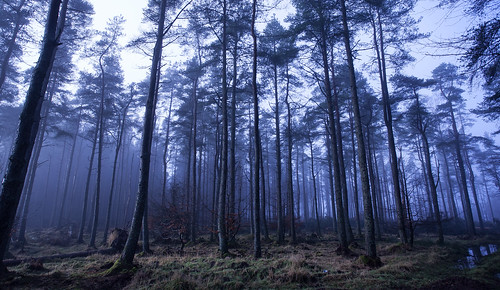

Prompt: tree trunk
xmin=251 ymin=0 xmax=261 ymax=258
xmin=17 ymin=74 xmax=56 ymax=249
xmin=331 ymin=62 xmax=353 ymax=243
xmin=162 ymin=90 xmax=174 ymax=206
xmin=116 ymin=0 xmax=167 ymax=267
xmin=319 ymin=20 xmax=347 ymax=251
xmin=217 ymin=0 xmax=229 ymax=256
xmin=77 ymin=124 xmax=99 ymax=243
xmin=58 ymin=104 xmax=82 ymax=227
xmin=191 ymin=77 xmax=198 ymax=243
xmin=448 ymin=101 xmax=475 ymax=236
xmin=349 ymin=108 xmax=361 ymax=236
xmin=285 ymin=64 xmax=296 ymax=243
xmin=309 ymin=139 xmax=321 ymax=237
xmin=0 ymin=0 xmax=68 ymax=275
xmin=464 ymin=148 xmax=484 ymax=231
xmin=102 ymin=95 xmax=132 ymax=244
xmin=371 ymin=9 xmax=406 ymax=244
xmin=229 ymin=39 xmax=238 ymax=224
xmin=340 ymin=0 xmax=377 ymax=259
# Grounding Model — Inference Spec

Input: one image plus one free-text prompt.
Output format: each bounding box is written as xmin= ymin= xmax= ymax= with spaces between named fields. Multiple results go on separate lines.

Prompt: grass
xmin=1 ymin=231 xmax=500 ymax=289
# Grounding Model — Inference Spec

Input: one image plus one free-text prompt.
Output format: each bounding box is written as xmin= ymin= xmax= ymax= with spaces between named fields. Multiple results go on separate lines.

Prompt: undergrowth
xmin=1 ymin=232 xmax=499 ymax=289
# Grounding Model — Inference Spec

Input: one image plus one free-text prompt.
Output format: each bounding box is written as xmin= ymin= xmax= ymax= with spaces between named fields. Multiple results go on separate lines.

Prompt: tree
xmin=364 ymin=0 xmax=424 ymax=245
xmin=251 ymin=0 xmax=261 ymax=258
xmin=0 ymin=0 xmax=30 ymax=100
xmin=432 ymin=62 xmax=476 ymax=236
xmin=291 ymin=0 xmax=349 ymax=252
xmin=339 ymin=0 xmax=378 ymax=261
xmin=217 ymin=0 xmax=229 ymax=256
xmin=392 ymin=74 xmax=444 ymax=244
xmin=102 ymin=83 xmax=135 ymax=244
xmin=0 ymin=0 xmax=69 ymax=275
xmin=87 ymin=16 xmax=124 ymax=248
xmin=111 ymin=0 xmax=168 ymax=269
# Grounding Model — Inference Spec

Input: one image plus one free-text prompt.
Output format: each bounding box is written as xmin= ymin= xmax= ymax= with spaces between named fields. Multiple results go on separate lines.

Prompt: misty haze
xmin=0 ymin=0 xmax=499 ymax=289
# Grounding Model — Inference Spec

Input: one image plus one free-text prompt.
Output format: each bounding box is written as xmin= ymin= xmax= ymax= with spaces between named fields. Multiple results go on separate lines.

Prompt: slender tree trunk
xmin=210 ymin=110 xmax=220 ymax=243
xmin=102 ymin=97 xmax=131 ymax=244
xmin=116 ymin=0 xmax=167 ymax=267
xmin=331 ymin=63 xmax=353 ymax=243
xmin=448 ymin=100 xmax=475 ymax=236
xmin=229 ymin=39 xmax=238 ymax=224
xmin=191 ymin=77 xmax=198 ymax=243
xmin=349 ymin=108 xmax=361 ymax=236
xmin=162 ymin=90 xmax=174 ymax=206
xmin=365 ymin=128 xmax=381 ymax=239
xmin=340 ymin=0 xmax=377 ymax=259
xmin=217 ymin=0 xmax=229 ymax=256
xmin=260 ymin=144 xmax=270 ymax=240
xmin=371 ymin=9 xmax=407 ymax=244
xmin=481 ymin=173 xmax=495 ymax=221
xmin=0 ymin=0 xmax=68 ymax=275
xmin=77 ymin=124 xmax=99 ymax=243
xmin=273 ymin=61 xmax=284 ymax=244
xmin=464 ymin=148 xmax=484 ymax=231
xmin=58 ymin=104 xmax=82 ymax=227
xmin=309 ymin=139 xmax=321 ymax=237
xmin=422 ymin=134 xmax=444 ymax=244
xmin=285 ymin=64 xmax=296 ymax=243
xmin=319 ymin=20 xmax=347 ymax=251
xmin=441 ymin=148 xmax=459 ymax=220
xmin=251 ymin=0 xmax=261 ymax=258
xmin=325 ymin=123 xmax=337 ymax=233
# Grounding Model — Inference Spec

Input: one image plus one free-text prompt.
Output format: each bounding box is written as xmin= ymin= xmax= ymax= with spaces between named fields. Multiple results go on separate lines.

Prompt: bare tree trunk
xmin=77 ymin=124 xmax=99 ymax=243
xmin=58 ymin=104 xmax=82 ymax=227
xmin=162 ymin=90 xmax=174 ymax=206
xmin=251 ymin=0 xmax=261 ymax=258
xmin=217 ymin=0 xmax=229 ymax=256
xmin=349 ymin=108 xmax=361 ymax=236
xmin=102 ymin=93 xmax=132 ymax=244
xmin=285 ymin=64 xmax=296 ymax=243
xmin=0 ymin=0 xmax=68 ymax=275
xmin=448 ymin=100 xmax=475 ymax=236
xmin=273 ymin=60 xmax=284 ymax=244
xmin=17 ymin=74 xmax=56 ymax=249
xmin=260 ymin=145 xmax=269 ymax=241
xmin=115 ymin=0 xmax=167 ymax=268
xmin=309 ymin=139 xmax=321 ymax=237
xmin=371 ymin=9 xmax=406 ymax=244
xmin=319 ymin=21 xmax=347 ymax=252
xmin=340 ymin=0 xmax=377 ymax=259
xmin=191 ymin=77 xmax=198 ymax=243
xmin=464 ymin=148 xmax=484 ymax=231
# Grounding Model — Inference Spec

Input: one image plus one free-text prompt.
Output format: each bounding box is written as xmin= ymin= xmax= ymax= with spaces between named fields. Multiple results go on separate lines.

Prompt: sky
xmin=88 ymin=0 xmax=499 ymax=142
xmin=90 ymin=0 xmax=149 ymax=84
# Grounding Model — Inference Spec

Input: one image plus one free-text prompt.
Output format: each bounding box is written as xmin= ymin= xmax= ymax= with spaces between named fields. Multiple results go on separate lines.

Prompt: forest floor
xmin=1 ymin=230 xmax=500 ymax=289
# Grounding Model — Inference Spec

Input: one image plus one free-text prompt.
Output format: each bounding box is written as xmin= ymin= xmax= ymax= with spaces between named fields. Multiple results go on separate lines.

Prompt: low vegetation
xmin=1 ymin=231 xmax=499 ymax=289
